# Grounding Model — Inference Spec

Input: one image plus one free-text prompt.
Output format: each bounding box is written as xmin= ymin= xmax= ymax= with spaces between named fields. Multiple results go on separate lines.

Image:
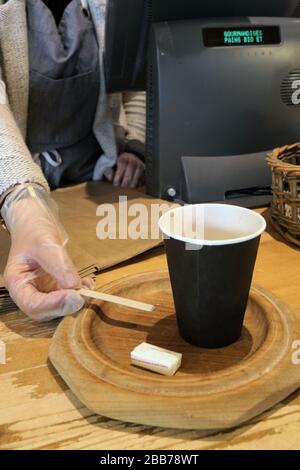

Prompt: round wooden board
xmin=49 ymin=270 xmax=300 ymax=430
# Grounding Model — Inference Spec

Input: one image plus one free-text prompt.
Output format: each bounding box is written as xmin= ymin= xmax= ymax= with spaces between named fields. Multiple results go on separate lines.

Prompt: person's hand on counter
xmin=1 ymin=184 xmax=92 ymax=322
xmin=104 ymin=152 xmax=145 ymax=189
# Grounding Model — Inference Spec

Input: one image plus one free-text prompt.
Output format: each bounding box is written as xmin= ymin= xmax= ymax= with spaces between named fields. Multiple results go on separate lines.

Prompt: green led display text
xmin=223 ymin=29 xmax=264 ymax=45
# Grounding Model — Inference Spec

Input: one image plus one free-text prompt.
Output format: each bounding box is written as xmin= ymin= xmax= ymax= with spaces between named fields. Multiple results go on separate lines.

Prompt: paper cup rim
xmin=158 ymin=203 xmax=267 ymax=246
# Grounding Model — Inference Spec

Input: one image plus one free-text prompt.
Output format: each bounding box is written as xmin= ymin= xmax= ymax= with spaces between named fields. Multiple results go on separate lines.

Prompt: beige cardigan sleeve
xmin=0 ymin=73 xmax=49 ymax=199
xmin=122 ymin=91 xmax=146 ymax=144
xmin=118 ymin=91 xmax=146 ymax=159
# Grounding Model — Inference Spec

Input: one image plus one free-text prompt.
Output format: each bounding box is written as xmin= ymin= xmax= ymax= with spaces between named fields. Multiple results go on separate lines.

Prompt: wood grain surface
xmin=50 ymin=271 xmax=300 ymax=430
xmin=1 ymin=209 xmax=300 ymax=449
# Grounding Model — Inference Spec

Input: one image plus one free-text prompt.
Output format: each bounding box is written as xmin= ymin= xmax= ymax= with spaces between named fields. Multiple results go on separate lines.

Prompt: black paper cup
xmin=159 ymin=204 xmax=266 ymax=348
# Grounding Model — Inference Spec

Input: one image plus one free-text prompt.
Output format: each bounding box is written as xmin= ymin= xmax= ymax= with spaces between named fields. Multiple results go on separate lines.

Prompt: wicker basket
xmin=267 ymin=143 xmax=300 ymax=247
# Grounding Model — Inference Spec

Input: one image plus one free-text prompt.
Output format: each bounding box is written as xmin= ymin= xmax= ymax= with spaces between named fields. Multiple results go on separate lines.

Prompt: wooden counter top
xmin=0 ymin=209 xmax=299 ymax=450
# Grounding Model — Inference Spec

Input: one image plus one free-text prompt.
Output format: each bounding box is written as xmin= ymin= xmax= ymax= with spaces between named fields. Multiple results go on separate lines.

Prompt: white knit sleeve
xmin=0 ymin=75 xmax=49 ymax=198
xmin=122 ymin=91 xmax=146 ymax=144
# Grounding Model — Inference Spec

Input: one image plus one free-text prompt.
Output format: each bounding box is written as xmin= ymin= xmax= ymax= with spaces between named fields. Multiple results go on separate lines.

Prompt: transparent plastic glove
xmin=1 ymin=185 xmax=92 ymax=322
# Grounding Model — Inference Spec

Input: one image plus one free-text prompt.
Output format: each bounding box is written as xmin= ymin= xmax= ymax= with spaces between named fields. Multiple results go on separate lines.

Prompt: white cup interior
xmin=159 ymin=204 xmax=266 ymax=246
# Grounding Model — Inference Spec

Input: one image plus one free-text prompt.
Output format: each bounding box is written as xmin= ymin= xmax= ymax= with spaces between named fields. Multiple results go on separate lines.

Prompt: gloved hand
xmin=1 ymin=184 xmax=92 ymax=322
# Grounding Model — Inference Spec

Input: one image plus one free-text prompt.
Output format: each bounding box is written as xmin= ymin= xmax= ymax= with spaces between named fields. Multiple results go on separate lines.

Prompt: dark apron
xmin=26 ymin=0 xmax=102 ymax=188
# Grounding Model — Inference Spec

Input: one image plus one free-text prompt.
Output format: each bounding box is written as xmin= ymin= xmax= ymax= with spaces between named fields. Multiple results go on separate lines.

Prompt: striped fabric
xmin=123 ymin=92 xmax=147 ymax=144
xmin=0 ymin=0 xmax=146 ymax=198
